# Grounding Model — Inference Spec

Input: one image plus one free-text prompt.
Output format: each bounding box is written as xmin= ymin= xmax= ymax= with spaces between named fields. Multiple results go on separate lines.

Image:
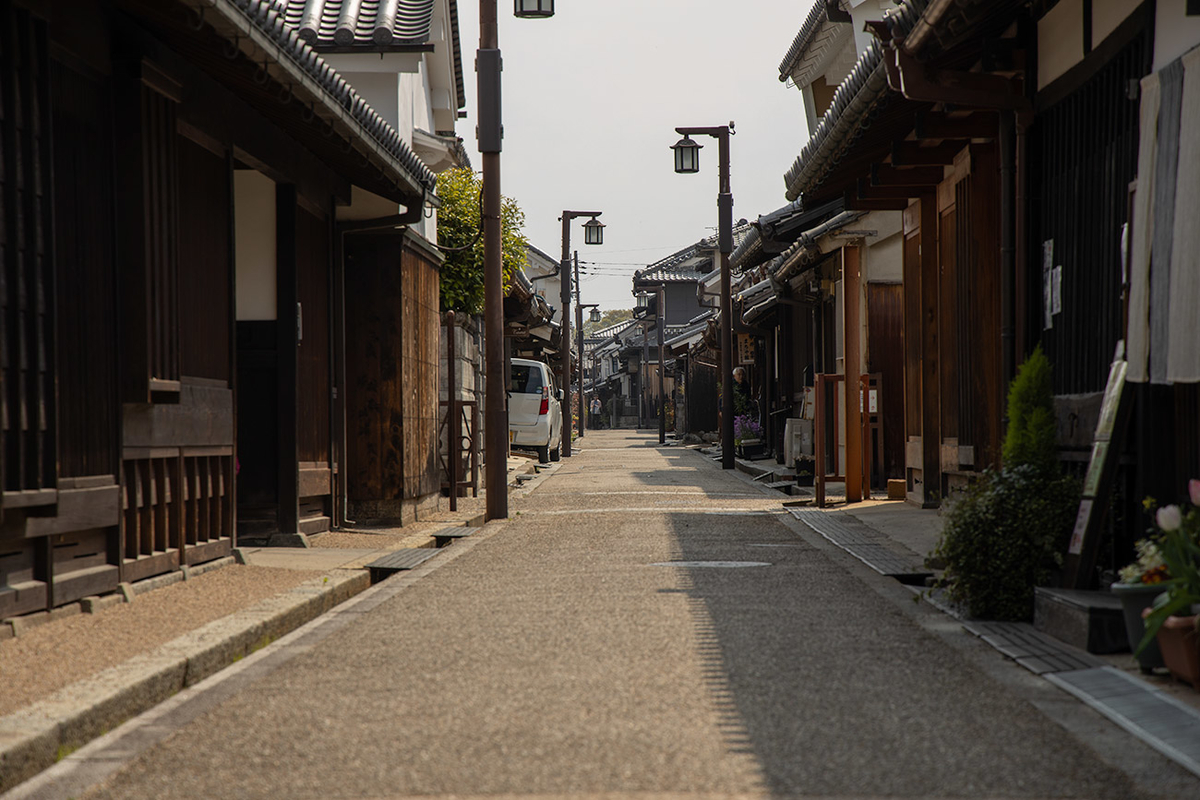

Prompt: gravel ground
xmin=0 ymin=564 xmax=322 ymax=717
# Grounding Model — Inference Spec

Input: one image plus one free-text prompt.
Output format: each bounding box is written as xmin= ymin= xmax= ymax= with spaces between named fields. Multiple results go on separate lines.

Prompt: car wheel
xmin=549 ymin=445 xmax=560 ymax=462
xmin=537 ymin=444 xmax=550 ymax=463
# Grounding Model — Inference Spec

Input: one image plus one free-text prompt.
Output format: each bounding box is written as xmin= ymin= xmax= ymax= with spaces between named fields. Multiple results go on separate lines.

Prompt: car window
xmin=511 ymin=364 xmax=544 ymax=394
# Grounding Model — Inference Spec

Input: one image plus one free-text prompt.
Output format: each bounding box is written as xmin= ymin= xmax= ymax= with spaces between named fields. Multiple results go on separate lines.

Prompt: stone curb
xmin=0 ymin=568 xmax=370 ymax=793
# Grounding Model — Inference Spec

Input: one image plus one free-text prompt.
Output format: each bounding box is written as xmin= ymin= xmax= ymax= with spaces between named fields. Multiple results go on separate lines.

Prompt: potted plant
xmin=1137 ymin=480 xmax=1200 ymax=688
xmin=1112 ymin=537 xmax=1168 ymax=672
xmin=734 ymin=414 xmax=765 ymax=459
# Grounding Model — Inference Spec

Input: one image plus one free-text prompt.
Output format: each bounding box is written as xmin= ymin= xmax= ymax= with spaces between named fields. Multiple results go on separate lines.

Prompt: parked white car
xmin=509 ymin=358 xmax=563 ymax=463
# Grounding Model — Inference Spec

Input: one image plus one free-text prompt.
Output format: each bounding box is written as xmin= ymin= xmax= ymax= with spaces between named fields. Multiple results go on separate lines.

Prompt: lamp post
xmin=671 ymin=123 xmax=735 ymax=469
xmin=577 ymin=297 xmax=600 ymax=438
xmin=481 ymin=1 xmax=554 ymax=522
xmin=558 ymin=211 xmax=603 ymax=458
xmin=656 ymin=286 xmax=666 ymax=445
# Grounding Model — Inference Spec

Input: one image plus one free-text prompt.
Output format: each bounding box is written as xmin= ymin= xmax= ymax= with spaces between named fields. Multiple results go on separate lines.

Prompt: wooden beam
xmin=844 ymin=191 xmax=909 ymax=211
xmin=896 ymin=48 xmax=1028 ymax=112
xmin=843 ymin=246 xmax=863 ymax=503
xmin=871 ymin=164 xmax=945 ymax=187
xmin=919 ymin=192 xmax=940 ymax=507
xmin=892 ymin=140 xmax=968 ymax=166
xmin=277 ymin=184 xmax=300 ymax=536
xmin=857 ymin=181 xmax=934 ymax=200
xmin=914 ymin=111 xmax=998 ymax=141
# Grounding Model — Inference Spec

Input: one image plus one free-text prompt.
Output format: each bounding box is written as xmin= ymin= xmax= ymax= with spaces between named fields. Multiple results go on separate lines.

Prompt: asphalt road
xmin=63 ymin=431 xmax=1196 ymax=798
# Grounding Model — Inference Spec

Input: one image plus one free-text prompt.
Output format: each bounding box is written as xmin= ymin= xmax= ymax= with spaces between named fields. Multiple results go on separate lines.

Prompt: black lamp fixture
xmin=583 ymin=216 xmax=605 ymax=246
xmin=671 ymin=136 xmax=702 ymax=174
xmin=514 ymin=0 xmax=554 ymax=18
xmin=589 ymin=307 xmax=602 ymax=324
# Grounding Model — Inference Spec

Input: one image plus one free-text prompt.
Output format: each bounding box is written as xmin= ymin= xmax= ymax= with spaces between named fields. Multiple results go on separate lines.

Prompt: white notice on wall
xmin=1052 ymin=265 xmax=1063 ymax=315
xmin=1043 ymin=240 xmax=1054 ymax=330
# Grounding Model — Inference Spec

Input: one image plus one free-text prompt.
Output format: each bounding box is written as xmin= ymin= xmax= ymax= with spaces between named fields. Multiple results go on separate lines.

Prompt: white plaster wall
xmin=1093 ymin=0 xmax=1139 ymax=46
xmin=1038 ymin=0 xmax=1085 ymax=91
xmin=867 ymin=232 xmax=903 ymax=283
xmin=1155 ymin=0 xmax=1200 ymax=71
xmin=234 ymin=170 xmax=277 ymax=321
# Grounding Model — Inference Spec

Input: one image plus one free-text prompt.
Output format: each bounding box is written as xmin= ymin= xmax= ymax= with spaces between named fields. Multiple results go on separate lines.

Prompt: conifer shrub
xmin=933 ymin=346 xmax=1080 ymax=620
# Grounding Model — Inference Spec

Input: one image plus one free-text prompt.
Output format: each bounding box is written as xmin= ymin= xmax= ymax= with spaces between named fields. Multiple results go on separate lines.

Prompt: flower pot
xmin=1111 ymin=582 xmax=1166 ymax=672
xmin=736 ymin=439 xmax=765 ymax=459
xmin=1152 ymin=614 xmax=1200 ymax=688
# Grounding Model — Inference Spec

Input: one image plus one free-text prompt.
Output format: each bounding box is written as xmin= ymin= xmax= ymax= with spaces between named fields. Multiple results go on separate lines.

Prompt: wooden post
xmin=919 ymin=192 xmax=941 ymax=506
xmin=843 ymin=246 xmax=863 ymax=503
xmin=815 ymin=374 xmax=826 ymax=508
xmin=276 ymin=184 xmax=300 ymax=536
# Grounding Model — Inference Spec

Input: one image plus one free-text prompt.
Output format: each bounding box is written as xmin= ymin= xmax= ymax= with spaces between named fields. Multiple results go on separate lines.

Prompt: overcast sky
xmin=455 ymin=0 xmax=816 ymax=313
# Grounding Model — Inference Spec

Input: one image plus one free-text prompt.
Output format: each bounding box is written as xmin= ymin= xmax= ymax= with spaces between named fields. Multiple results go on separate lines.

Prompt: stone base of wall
xmin=348 ymin=491 xmax=440 ymax=527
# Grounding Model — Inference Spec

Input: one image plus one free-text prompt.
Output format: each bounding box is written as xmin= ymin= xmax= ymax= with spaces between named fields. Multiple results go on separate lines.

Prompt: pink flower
xmin=1190 ymin=478 xmax=1200 ymax=507
xmin=1157 ymin=504 xmax=1183 ymax=532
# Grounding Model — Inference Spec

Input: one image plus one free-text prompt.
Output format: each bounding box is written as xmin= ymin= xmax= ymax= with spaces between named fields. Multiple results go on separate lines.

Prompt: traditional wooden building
xmin=0 ymin=0 xmax=441 ymax=620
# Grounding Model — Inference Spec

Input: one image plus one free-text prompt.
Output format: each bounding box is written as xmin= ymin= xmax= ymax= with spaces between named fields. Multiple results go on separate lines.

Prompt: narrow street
xmin=41 ymin=432 xmax=1191 ymax=799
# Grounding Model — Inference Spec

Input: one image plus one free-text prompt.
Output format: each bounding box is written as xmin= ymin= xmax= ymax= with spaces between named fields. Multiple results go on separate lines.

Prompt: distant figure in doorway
xmin=732 ymin=366 xmax=753 ymax=417
xmin=590 ymin=396 xmax=602 ymax=428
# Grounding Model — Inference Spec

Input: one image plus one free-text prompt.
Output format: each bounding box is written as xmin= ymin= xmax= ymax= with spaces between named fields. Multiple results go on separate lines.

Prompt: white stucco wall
xmin=1155 ymin=0 xmax=1200 ymax=71
xmin=234 ymin=169 xmax=277 ymax=321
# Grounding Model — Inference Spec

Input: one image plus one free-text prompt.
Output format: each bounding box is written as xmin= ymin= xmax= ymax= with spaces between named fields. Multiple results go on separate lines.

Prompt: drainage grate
xmin=651 ymin=561 xmax=771 ymax=568
xmin=365 ymin=548 xmax=440 ymax=583
xmin=1047 ymin=667 xmax=1200 ymax=777
xmin=962 ymin=620 xmax=1104 ymax=674
xmin=789 ymin=509 xmax=932 ymax=584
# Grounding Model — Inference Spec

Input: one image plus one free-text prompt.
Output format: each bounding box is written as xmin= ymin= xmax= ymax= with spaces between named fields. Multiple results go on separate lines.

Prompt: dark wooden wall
xmin=179 ymin=136 xmax=231 ymax=382
xmin=344 ymin=235 xmax=441 ymax=517
xmin=867 ymin=283 xmax=904 ymax=479
xmin=298 ymin=207 xmax=331 ymax=467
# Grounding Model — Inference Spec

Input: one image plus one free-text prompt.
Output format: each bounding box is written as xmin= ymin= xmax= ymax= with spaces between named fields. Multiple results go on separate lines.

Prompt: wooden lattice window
xmin=0 ymin=3 xmax=56 ymax=494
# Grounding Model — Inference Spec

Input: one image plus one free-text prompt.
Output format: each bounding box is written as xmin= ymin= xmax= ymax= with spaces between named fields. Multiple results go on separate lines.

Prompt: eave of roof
xmin=150 ymin=0 xmax=437 ymax=201
xmin=779 ymin=1 xmax=832 ymax=82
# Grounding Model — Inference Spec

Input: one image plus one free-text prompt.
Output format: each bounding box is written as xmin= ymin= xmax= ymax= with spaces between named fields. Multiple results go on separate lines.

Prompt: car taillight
xmin=539 ymin=386 xmax=549 ymax=415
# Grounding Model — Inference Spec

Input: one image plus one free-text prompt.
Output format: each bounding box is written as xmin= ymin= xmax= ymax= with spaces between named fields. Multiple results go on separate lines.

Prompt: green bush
xmin=933 ymin=345 xmax=1080 ymax=620
xmin=934 ymin=466 xmax=1079 ymax=620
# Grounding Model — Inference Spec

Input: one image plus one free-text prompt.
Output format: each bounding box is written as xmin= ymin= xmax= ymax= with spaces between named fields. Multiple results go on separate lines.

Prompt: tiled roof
xmin=276 ymin=0 xmax=435 ymax=47
xmin=634 ymin=222 xmax=754 ymax=285
xmin=202 ymin=1 xmax=438 ymax=195
xmin=274 ymin=0 xmax=466 ymax=110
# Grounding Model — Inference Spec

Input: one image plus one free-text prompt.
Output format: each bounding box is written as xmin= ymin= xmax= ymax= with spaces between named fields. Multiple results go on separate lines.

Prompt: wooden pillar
xmin=919 ymin=192 xmax=941 ymax=506
xmin=276 ymin=185 xmax=300 ymax=535
xmin=843 ymin=246 xmax=863 ymax=503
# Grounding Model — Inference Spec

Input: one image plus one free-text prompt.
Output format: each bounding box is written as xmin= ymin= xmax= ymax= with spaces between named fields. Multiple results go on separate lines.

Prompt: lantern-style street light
xmin=671 ymin=122 xmax=735 ymax=469
xmin=559 ymin=211 xmax=603 ymax=458
xmin=480 ymin=1 xmax=555 ymax=522
xmin=514 ymin=0 xmax=554 ymax=18
xmin=670 ymin=136 xmax=702 ymax=174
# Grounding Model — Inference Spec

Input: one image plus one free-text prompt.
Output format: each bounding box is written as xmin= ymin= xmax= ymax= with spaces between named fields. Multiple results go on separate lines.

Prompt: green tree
xmin=584 ymin=308 xmax=633 ymax=335
xmin=436 ymin=167 xmax=528 ymax=314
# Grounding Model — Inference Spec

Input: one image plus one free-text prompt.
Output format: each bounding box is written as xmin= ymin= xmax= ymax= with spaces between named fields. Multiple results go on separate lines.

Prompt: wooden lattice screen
xmin=0 ymin=3 xmax=56 ymax=495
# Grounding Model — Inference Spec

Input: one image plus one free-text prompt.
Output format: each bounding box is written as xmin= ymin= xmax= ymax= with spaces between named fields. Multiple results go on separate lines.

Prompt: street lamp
xmin=559 ymin=210 xmax=603 ymax=458
xmin=577 ymin=302 xmax=600 ymax=439
xmin=480 ymin=1 xmax=554 ymax=522
xmin=671 ymin=122 xmax=735 ymax=469
xmin=514 ymin=0 xmax=554 ymax=18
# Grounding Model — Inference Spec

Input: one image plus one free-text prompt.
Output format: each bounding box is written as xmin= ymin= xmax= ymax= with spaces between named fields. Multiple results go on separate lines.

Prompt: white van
xmin=509 ymin=358 xmax=562 ymax=463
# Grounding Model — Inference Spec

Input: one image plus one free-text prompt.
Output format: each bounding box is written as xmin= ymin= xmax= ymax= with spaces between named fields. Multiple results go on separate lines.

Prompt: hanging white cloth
xmin=1167 ymin=46 xmax=1200 ymax=383
xmin=1126 ymin=72 xmax=1160 ymax=383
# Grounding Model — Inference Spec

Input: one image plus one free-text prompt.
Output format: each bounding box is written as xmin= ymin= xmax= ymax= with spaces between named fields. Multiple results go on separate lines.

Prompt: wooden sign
xmin=1064 ymin=345 xmax=1132 ymax=587
xmin=738 ymin=334 xmax=756 ymax=366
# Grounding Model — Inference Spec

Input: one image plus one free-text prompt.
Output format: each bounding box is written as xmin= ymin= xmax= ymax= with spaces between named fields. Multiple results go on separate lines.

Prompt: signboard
xmin=738 ymin=334 xmax=756 ymax=365
xmin=1064 ymin=347 xmax=1132 ymax=586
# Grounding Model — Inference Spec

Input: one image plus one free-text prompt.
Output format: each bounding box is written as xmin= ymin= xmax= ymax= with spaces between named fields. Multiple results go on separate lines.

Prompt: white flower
xmin=1157 ymin=504 xmax=1183 ymax=532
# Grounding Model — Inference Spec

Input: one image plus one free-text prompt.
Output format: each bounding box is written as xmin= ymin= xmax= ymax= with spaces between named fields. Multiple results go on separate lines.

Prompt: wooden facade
xmin=0 ymin=0 xmax=440 ymax=619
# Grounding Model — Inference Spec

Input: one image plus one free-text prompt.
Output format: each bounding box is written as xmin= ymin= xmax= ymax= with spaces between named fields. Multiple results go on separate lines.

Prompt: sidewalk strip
xmin=1047 ymin=667 xmax=1200 ymax=778
xmin=789 ymin=508 xmax=932 ymax=584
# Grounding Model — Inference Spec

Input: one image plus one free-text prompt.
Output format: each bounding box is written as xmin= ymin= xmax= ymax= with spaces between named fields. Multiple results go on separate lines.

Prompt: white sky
xmin=455 ymin=0 xmax=816 ymax=313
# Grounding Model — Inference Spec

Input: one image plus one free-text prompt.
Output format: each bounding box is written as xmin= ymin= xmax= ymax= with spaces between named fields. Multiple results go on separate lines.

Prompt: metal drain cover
xmin=651 ymin=561 xmax=771 ymax=568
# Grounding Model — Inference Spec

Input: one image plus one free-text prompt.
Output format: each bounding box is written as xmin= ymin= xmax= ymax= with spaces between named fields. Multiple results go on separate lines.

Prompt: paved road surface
xmin=39 ymin=431 xmax=1198 ymax=798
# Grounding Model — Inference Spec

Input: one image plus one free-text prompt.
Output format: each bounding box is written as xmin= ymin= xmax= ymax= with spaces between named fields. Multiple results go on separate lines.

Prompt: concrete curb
xmin=0 ymin=568 xmax=369 ymax=793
